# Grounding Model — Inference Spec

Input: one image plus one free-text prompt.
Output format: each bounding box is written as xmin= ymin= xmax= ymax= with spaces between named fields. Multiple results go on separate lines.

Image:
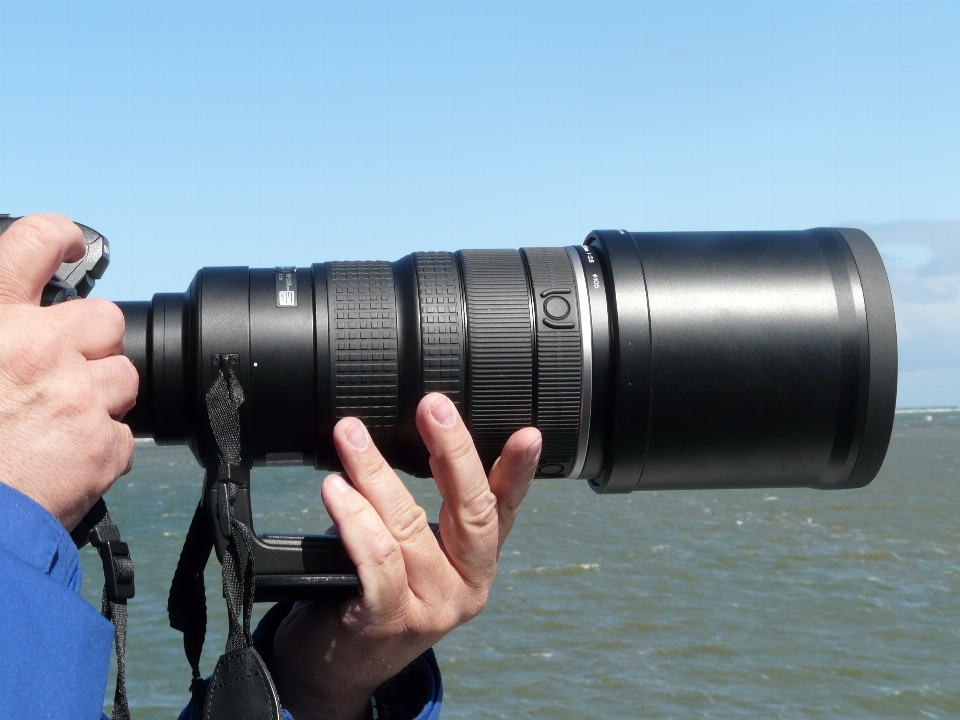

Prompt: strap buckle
xmin=90 ymin=525 xmax=136 ymax=601
xmin=214 ymin=463 xmax=249 ymax=539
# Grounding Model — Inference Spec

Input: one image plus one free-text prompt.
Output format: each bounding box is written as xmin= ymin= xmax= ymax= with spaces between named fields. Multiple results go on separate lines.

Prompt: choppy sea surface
xmin=83 ymin=410 xmax=960 ymax=719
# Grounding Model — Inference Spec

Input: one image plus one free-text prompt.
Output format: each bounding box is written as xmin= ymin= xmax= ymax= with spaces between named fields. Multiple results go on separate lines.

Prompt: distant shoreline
xmin=896 ymin=407 xmax=960 ymax=414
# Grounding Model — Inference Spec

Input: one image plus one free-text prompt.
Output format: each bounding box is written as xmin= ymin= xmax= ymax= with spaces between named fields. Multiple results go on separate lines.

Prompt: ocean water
xmin=82 ymin=410 xmax=960 ymax=719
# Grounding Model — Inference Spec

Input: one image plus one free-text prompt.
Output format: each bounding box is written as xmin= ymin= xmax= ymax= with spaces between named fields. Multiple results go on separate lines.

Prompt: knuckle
xmin=63 ymin=299 xmax=125 ymax=354
xmin=48 ymin=378 xmax=94 ymax=424
xmin=340 ymin=494 xmax=369 ymax=526
xmin=392 ymin=502 xmax=429 ymax=545
xmin=12 ymin=215 xmax=60 ymax=249
xmin=87 ymin=420 xmax=117 ymax=484
xmin=115 ymin=355 xmax=140 ymax=394
xmin=9 ymin=214 xmax=80 ymax=260
xmin=118 ymin=426 xmax=135 ymax=474
xmin=359 ymin=450 xmax=391 ymax=481
xmin=6 ymin=327 xmax=60 ymax=386
xmin=93 ymin=299 xmax=126 ymax=343
xmin=500 ymin=493 xmax=525 ymax=515
xmin=442 ymin=427 xmax=478 ymax=465
xmin=109 ymin=423 xmax=135 ymax=477
xmin=367 ymin=532 xmax=403 ymax=573
xmin=57 ymin=378 xmax=94 ymax=421
xmin=0 ymin=216 xmax=80 ymax=304
xmin=462 ymin=487 xmax=498 ymax=529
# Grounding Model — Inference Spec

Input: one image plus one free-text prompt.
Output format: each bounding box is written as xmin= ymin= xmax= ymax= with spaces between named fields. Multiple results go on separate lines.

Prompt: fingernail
xmin=525 ymin=438 xmax=542 ymax=465
xmin=430 ymin=395 xmax=456 ymax=427
xmin=328 ymin=475 xmax=350 ymax=493
xmin=344 ymin=420 xmax=369 ymax=450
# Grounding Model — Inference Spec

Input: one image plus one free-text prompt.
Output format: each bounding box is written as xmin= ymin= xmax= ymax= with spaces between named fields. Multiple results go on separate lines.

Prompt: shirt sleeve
xmin=177 ymin=602 xmax=443 ymax=720
xmin=371 ymin=646 xmax=443 ymax=720
xmin=0 ymin=481 xmax=115 ymax=719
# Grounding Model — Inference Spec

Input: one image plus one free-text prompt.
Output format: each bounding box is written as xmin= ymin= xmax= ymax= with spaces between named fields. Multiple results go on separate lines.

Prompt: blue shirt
xmin=0 ymin=482 xmax=442 ymax=719
xmin=0 ymin=481 xmax=114 ymax=718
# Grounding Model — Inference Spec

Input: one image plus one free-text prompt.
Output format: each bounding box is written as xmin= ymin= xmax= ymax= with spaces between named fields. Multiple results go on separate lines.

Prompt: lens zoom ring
xmin=458 ymin=249 xmax=534 ymax=469
xmin=522 ymin=247 xmax=582 ymax=477
xmin=328 ymin=261 xmax=399 ymax=445
xmin=413 ymin=252 xmax=466 ymax=412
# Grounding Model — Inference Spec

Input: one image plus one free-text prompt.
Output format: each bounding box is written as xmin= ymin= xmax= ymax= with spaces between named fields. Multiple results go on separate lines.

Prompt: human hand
xmin=270 ymin=393 xmax=542 ymax=720
xmin=0 ymin=214 xmax=137 ymax=530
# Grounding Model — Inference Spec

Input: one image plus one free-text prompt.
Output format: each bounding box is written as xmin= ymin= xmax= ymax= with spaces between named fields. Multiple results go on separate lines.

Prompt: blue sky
xmin=1 ymin=1 xmax=958 ymax=407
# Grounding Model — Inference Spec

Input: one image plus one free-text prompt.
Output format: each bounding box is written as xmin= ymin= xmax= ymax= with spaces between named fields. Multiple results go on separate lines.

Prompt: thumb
xmin=0 ymin=214 xmax=85 ymax=305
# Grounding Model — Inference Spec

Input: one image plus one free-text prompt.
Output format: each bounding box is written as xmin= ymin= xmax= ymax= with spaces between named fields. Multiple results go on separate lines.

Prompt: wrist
xmin=269 ymin=674 xmax=372 ymax=720
xmin=267 ymin=631 xmax=375 ymax=720
xmin=266 ymin=607 xmax=378 ymax=720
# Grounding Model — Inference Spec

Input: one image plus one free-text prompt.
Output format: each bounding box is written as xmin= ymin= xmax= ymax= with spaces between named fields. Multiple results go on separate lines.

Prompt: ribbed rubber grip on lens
xmin=328 ymin=261 xmax=399 ymax=448
xmin=458 ymin=250 xmax=534 ymax=470
xmin=522 ymin=247 xmax=582 ymax=477
xmin=413 ymin=252 xmax=465 ymax=413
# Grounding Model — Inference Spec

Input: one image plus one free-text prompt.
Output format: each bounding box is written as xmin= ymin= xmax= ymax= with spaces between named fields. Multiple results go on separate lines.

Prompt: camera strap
xmin=168 ymin=363 xmax=283 ymax=720
xmin=71 ymin=497 xmax=135 ymax=720
xmin=168 ymin=501 xmax=214 ymax=713
xmin=43 ymin=223 xmax=132 ymax=719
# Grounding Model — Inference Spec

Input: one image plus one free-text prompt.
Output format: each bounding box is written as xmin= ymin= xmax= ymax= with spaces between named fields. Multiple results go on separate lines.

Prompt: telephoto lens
xmin=118 ymin=228 xmax=897 ymax=493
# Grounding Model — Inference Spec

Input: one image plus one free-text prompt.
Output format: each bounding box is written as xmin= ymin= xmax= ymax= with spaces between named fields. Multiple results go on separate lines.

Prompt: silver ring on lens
xmin=565 ymin=245 xmax=593 ymax=480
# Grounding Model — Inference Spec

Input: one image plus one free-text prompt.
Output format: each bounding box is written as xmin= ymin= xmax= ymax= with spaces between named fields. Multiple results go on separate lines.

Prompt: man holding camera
xmin=0 ymin=214 xmax=542 ymax=719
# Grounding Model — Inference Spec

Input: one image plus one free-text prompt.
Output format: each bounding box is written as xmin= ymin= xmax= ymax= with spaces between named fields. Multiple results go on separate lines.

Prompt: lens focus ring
xmin=458 ymin=249 xmax=534 ymax=470
xmin=328 ymin=261 xmax=399 ymax=450
xmin=413 ymin=252 xmax=466 ymax=412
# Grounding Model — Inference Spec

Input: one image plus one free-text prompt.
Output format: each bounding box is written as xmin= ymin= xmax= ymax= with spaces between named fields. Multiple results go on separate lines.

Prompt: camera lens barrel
xmin=118 ymin=227 xmax=897 ymax=492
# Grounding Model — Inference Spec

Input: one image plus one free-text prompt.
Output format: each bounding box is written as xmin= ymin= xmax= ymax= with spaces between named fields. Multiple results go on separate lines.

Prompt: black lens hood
xmin=585 ymin=227 xmax=897 ymax=494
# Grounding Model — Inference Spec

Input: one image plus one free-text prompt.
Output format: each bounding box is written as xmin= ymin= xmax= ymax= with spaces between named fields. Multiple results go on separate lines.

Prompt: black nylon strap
xmin=170 ymin=364 xmax=281 ymax=719
xmin=100 ymin=588 xmax=130 ymax=720
xmin=168 ymin=501 xmax=214 ymax=711
xmin=206 ymin=368 xmax=263 ymax=664
xmin=221 ymin=485 xmax=256 ymax=653
xmin=205 ymin=366 xmax=245 ymax=466
xmin=81 ymin=499 xmax=134 ymax=720
xmin=203 ymin=365 xmax=256 ymax=652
